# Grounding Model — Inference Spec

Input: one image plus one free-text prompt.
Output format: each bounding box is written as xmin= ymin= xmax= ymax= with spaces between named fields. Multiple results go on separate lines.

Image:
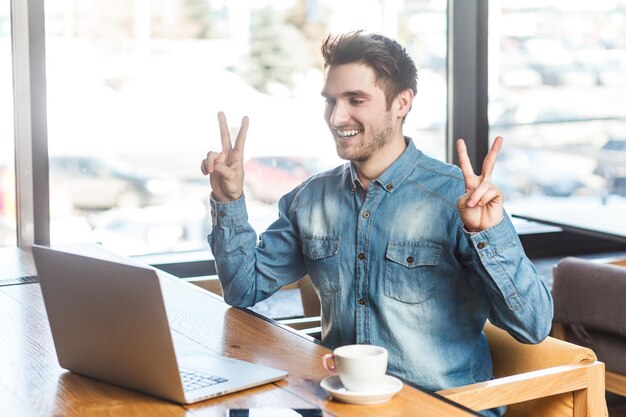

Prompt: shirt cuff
xmin=464 ymin=217 xmax=519 ymax=258
xmin=210 ymin=193 xmax=248 ymax=226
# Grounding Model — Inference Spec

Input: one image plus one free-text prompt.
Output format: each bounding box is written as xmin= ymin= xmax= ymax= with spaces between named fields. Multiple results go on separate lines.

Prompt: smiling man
xmin=201 ymin=31 xmax=553 ymax=417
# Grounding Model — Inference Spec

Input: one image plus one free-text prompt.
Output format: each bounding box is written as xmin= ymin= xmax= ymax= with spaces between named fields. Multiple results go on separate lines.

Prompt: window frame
xmin=12 ymin=0 xmax=49 ymax=247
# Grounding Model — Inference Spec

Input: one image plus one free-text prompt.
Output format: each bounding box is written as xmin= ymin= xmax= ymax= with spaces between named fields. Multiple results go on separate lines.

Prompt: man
xmin=201 ymin=31 xmax=553 ymax=416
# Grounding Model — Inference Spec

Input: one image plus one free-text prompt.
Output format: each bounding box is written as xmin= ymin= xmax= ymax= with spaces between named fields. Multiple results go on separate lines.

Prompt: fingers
xmin=218 ymin=111 xmax=233 ymax=151
xmin=465 ymin=181 xmax=502 ymax=208
xmin=482 ymin=136 xmax=503 ymax=180
xmin=206 ymin=112 xmax=248 ymax=178
xmin=456 ymin=139 xmax=477 ymax=189
xmin=210 ymin=159 xmax=235 ymax=177
xmin=457 ymin=136 xmax=504 ymax=186
xmin=233 ymin=116 xmax=249 ymax=153
xmin=201 ymin=151 xmax=223 ymax=175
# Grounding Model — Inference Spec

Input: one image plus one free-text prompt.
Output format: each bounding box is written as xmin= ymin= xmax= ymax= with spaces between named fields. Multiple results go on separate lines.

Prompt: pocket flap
xmin=385 ymin=241 xmax=441 ymax=268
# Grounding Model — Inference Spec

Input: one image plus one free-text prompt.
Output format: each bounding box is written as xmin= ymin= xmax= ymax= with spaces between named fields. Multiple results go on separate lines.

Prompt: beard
xmin=334 ymin=112 xmax=394 ymax=162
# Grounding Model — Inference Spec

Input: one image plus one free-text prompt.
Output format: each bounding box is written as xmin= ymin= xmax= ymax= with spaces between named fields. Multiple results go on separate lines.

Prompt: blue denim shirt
xmin=208 ymin=138 xmax=553 ymax=415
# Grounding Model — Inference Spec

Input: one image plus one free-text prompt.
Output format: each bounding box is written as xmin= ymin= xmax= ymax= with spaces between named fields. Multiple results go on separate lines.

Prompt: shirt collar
xmin=348 ymin=137 xmax=421 ymax=193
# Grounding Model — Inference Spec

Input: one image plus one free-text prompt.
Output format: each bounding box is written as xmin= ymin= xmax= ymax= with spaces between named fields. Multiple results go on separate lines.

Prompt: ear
xmin=395 ymin=88 xmax=414 ymax=118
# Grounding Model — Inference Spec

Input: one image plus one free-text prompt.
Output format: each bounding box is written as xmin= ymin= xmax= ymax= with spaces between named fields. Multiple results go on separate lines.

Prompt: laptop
xmin=31 ymin=244 xmax=288 ymax=404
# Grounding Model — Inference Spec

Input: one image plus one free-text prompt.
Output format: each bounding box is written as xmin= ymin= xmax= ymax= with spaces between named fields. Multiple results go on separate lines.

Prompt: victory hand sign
xmin=200 ymin=112 xmax=249 ymax=202
xmin=456 ymin=136 xmax=504 ymax=232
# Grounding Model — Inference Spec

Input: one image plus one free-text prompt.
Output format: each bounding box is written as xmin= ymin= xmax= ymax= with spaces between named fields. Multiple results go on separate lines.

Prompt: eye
xmin=350 ymin=98 xmax=365 ymax=105
xmin=325 ymin=98 xmax=336 ymax=107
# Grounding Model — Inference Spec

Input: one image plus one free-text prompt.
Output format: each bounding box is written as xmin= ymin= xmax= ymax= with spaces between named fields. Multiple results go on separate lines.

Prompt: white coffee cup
xmin=322 ymin=344 xmax=388 ymax=392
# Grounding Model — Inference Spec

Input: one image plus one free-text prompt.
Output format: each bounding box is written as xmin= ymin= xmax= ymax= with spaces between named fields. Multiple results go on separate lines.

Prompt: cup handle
xmin=322 ymin=353 xmax=337 ymax=374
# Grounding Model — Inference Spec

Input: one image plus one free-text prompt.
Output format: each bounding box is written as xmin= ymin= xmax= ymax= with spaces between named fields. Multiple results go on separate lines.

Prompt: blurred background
xmin=1 ymin=0 xmax=625 ymax=255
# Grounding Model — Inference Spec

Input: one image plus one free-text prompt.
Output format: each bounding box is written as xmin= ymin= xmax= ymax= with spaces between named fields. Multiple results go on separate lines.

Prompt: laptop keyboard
xmin=180 ymin=369 xmax=229 ymax=391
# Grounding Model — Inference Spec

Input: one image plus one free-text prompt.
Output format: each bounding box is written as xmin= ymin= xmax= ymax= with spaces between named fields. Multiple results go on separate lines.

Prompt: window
xmin=489 ymin=2 xmax=626 ymax=217
xmin=44 ymin=0 xmax=447 ymax=256
xmin=0 ymin=2 xmax=16 ymax=247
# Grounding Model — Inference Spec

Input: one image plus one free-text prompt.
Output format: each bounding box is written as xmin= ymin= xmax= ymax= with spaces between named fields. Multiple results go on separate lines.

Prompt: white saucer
xmin=320 ymin=375 xmax=403 ymax=404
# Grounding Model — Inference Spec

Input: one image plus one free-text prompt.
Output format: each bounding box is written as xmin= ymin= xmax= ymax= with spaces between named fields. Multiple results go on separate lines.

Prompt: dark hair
xmin=321 ymin=30 xmax=418 ymax=110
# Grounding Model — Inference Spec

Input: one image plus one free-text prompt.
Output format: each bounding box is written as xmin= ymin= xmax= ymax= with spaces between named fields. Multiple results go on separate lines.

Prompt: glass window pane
xmin=45 ymin=0 xmax=447 ymax=256
xmin=0 ymin=2 xmax=16 ymax=247
xmin=489 ymin=2 xmax=626 ymax=222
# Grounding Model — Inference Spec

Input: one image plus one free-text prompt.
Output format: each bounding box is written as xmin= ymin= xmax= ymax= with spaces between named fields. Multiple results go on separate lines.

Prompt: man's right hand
xmin=200 ymin=112 xmax=249 ymax=202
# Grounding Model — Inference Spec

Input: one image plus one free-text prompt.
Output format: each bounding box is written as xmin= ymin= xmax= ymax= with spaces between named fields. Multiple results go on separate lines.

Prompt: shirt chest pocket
xmin=384 ymin=241 xmax=442 ymax=304
xmin=302 ymin=236 xmax=340 ymax=294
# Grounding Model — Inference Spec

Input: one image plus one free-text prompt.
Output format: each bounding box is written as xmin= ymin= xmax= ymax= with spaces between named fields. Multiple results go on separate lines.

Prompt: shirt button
xmin=358 ymin=253 xmax=366 ymax=260
xmin=406 ymin=256 xmax=414 ymax=264
xmin=362 ymin=211 xmax=370 ymax=218
xmin=358 ymin=298 xmax=366 ymax=306
xmin=386 ymin=183 xmax=394 ymax=191
xmin=218 ymin=210 xmax=226 ymax=217
xmin=477 ymin=242 xmax=487 ymax=249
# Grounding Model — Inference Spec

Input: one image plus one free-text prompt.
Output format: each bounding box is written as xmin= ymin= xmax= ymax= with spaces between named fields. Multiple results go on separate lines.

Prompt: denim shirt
xmin=208 ymin=138 xmax=553 ymax=409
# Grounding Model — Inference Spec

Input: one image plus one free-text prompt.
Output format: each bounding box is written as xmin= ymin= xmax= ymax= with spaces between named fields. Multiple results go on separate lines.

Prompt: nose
xmin=329 ymin=101 xmax=349 ymax=127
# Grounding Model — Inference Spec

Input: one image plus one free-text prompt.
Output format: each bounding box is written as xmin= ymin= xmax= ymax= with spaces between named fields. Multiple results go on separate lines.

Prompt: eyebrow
xmin=321 ymin=90 xmax=372 ymax=99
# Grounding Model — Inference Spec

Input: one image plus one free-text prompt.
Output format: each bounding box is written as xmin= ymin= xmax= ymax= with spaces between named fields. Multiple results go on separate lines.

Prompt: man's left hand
xmin=456 ymin=136 xmax=505 ymax=233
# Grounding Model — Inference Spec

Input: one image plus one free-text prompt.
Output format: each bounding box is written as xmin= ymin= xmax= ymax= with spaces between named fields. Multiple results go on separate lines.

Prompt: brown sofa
xmin=552 ymin=256 xmax=626 ymax=397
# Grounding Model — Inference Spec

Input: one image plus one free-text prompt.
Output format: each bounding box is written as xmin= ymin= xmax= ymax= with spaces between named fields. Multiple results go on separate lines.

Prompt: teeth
xmin=337 ymin=129 xmax=360 ymax=137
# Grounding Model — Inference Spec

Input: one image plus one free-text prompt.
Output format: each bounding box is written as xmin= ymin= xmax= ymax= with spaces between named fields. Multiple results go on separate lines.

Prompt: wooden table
xmin=0 ymin=246 xmax=477 ymax=417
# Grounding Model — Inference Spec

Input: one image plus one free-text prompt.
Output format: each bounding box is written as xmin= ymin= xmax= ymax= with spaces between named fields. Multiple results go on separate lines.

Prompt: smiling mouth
xmin=336 ymin=128 xmax=361 ymax=138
